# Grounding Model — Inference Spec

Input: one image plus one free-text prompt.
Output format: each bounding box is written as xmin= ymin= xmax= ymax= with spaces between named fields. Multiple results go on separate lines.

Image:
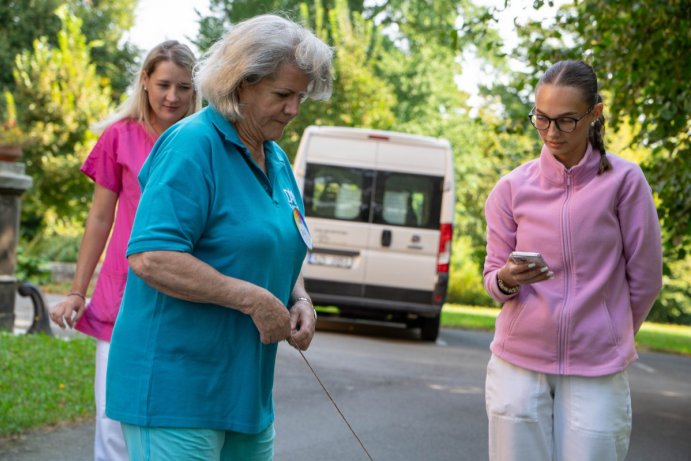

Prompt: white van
xmin=293 ymin=126 xmax=455 ymax=340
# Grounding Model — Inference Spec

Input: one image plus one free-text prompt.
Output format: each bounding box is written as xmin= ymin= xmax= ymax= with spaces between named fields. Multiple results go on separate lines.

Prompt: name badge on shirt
xmin=283 ymin=188 xmax=298 ymax=207
xmin=293 ymin=207 xmax=313 ymax=250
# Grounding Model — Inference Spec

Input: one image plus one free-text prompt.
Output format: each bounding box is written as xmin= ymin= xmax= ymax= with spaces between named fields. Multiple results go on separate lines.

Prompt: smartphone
xmin=510 ymin=251 xmax=548 ymax=268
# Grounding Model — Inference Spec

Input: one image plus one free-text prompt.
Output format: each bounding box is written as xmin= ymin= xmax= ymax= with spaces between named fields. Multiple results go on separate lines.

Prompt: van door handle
xmin=381 ymin=229 xmax=392 ymax=247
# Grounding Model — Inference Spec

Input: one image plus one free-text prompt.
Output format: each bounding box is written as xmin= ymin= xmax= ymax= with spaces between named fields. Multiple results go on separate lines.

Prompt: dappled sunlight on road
xmin=427 ymin=383 xmax=483 ymax=395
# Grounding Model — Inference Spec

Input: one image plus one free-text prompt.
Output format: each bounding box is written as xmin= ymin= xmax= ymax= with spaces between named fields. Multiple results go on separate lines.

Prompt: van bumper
xmin=305 ymin=278 xmax=446 ymax=318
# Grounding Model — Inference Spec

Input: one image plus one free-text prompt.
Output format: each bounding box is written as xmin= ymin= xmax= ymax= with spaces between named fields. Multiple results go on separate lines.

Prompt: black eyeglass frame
xmin=528 ymin=106 xmax=594 ymax=133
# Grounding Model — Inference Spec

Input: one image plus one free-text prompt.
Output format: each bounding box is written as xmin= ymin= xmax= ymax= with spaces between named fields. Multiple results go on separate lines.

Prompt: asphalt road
xmin=273 ymin=318 xmax=691 ymax=461
xmin=3 ymin=310 xmax=691 ymax=460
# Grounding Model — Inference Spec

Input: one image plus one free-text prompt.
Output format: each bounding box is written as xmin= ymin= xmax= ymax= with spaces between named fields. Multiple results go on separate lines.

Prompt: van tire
xmin=420 ymin=315 xmax=440 ymax=341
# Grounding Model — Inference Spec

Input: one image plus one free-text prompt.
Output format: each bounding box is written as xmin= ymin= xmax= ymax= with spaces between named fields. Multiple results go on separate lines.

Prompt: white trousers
xmin=485 ymin=354 xmax=631 ymax=461
xmin=95 ymin=339 xmax=128 ymax=461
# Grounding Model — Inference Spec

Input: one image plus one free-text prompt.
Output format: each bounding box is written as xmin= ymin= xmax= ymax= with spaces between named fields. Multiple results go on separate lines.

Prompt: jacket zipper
xmin=558 ymin=172 xmax=574 ymax=374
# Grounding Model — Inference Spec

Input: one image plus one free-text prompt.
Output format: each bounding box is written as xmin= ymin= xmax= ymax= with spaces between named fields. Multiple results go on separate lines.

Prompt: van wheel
xmin=420 ymin=315 xmax=440 ymax=341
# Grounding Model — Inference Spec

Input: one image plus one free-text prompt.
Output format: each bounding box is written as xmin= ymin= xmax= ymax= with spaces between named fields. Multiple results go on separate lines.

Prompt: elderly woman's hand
xmin=246 ymin=290 xmax=292 ymax=344
xmin=287 ymin=300 xmax=317 ymax=351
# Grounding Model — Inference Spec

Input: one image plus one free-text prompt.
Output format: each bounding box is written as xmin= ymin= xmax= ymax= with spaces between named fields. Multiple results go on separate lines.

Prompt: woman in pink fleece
xmin=49 ymin=41 xmax=200 ymax=461
xmin=483 ymin=60 xmax=662 ymax=461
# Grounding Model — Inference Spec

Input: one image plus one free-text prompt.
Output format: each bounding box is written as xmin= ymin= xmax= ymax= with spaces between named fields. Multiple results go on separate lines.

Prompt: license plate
xmin=307 ymin=252 xmax=354 ymax=269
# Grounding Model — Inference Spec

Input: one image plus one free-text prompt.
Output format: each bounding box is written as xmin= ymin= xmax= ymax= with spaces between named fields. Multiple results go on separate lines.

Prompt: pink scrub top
xmin=75 ymin=119 xmax=155 ymax=341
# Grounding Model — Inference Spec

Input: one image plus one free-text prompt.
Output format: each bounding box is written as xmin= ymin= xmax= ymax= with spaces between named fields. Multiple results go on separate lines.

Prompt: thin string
xmin=295 ymin=347 xmax=375 ymax=461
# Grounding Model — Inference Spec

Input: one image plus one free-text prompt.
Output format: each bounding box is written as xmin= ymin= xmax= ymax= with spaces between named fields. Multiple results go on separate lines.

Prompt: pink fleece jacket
xmin=483 ymin=144 xmax=662 ymax=377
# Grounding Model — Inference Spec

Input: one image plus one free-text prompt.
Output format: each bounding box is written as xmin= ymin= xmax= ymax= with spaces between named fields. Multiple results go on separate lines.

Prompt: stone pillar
xmin=0 ymin=160 xmax=32 ymax=331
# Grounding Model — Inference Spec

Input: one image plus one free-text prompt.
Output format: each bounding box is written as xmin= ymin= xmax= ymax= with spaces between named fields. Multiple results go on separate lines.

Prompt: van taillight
xmin=437 ymin=223 xmax=452 ymax=273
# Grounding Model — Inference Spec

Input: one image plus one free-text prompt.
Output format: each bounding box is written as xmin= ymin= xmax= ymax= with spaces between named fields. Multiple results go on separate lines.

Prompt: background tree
xmin=0 ymin=0 xmax=138 ymax=99
xmin=13 ymin=7 xmax=113 ymax=260
xmin=283 ymin=0 xmax=397 ymax=156
xmin=194 ymin=0 xmax=366 ymax=50
xmin=0 ymin=0 xmax=62 ymax=90
xmin=69 ymin=0 xmax=139 ymax=100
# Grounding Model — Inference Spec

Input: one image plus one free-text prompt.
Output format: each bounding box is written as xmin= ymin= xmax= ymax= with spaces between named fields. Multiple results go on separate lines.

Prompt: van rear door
xmin=363 ymin=141 xmax=446 ymax=305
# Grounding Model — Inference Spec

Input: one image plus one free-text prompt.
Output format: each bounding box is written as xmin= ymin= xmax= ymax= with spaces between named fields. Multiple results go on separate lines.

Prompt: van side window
xmin=304 ymin=164 xmax=371 ymax=222
xmin=375 ymin=173 xmax=442 ymax=229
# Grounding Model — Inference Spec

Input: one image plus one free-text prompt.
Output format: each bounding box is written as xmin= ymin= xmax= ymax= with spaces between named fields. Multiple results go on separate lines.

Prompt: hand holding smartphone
xmin=509 ymin=251 xmax=555 ymax=281
xmin=510 ymin=251 xmax=548 ymax=268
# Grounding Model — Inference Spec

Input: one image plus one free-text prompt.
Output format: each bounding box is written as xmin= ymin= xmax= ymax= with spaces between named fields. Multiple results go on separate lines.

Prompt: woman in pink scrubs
xmin=49 ymin=40 xmax=200 ymax=461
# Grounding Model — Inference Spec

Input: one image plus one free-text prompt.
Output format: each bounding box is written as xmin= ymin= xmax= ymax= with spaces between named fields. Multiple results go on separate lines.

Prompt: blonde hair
xmin=94 ymin=40 xmax=201 ymax=133
xmin=195 ymin=14 xmax=333 ymax=120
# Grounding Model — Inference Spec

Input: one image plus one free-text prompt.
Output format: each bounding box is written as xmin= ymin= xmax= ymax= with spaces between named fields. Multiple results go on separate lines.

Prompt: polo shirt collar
xmin=207 ymin=105 xmax=286 ymax=169
xmin=207 ymin=105 xmax=244 ymax=148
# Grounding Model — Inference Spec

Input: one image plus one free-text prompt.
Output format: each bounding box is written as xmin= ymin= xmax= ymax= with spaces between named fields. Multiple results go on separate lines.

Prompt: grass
xmin=0 ymin=333 xmax=95 ymax=439
xmin=441 ymin=304 xmax=691 ymax=356
xmin=441 ymin=305 xmax=499 ymax=331
xmin=634 ymin=322 xmax=691 ymax=355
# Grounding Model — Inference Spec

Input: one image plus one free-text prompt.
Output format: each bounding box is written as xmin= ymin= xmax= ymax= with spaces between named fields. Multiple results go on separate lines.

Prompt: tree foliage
xmin=0 ymin=0 xmax=138 ymax=99
xmin=0 ymin=0 xmax=62 ymax=90
xmin=68 ymin=0 xmax=139 ymax=100
xmin=194 ymin=0 xmax=366 ymax=50
xmin=280 ymin=1 xmax=397 ymax=156
xmin=14 ymin=7 xmax=113 ymax=242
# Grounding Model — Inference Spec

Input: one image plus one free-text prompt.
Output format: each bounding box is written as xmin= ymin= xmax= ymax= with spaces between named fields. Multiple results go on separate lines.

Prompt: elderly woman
xmin=105 ymin=15 xmax=333 ymax=460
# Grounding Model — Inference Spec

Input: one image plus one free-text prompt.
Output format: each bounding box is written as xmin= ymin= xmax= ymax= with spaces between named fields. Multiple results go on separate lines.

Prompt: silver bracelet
xmin=497 ymin=274 xmax=520 ymax=295
xmin=293 ymin=297 xmax=317 ymax=319
xmin=294 ymin=296 xmax=312 ymax=306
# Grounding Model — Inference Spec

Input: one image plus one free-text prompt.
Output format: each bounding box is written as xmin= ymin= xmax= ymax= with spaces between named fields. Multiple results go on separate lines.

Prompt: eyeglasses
xmin=528 ymin=106 xmax=594 ymax=133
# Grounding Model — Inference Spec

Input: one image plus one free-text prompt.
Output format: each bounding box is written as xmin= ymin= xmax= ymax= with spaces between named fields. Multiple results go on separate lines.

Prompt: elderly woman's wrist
xmin=292 ymin=296 xmax=312 ymax=306
xmin=293 ymin=296 xmax=317 ymax=320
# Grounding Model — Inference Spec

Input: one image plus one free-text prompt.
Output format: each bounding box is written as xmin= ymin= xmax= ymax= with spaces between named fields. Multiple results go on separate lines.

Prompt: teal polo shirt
xmin=106 ymin=106 xmax=308 ymax=433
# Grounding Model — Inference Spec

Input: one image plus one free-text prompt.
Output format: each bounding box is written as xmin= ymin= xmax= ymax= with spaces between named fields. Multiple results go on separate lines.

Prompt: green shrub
xmin=15 ymin=244 xmax=51 ymax=285
xmin=447 ymin=236 xmax=495 ymax=306
xmin=648 ymin=255 xmax=691 ymax=326
xmin=16 ymin=224 xmax=82 ymax=284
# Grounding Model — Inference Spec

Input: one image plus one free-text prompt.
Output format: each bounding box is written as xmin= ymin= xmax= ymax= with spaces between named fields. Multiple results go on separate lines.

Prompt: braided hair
xmin=539 ymin=60 xmax=611 ymax=174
